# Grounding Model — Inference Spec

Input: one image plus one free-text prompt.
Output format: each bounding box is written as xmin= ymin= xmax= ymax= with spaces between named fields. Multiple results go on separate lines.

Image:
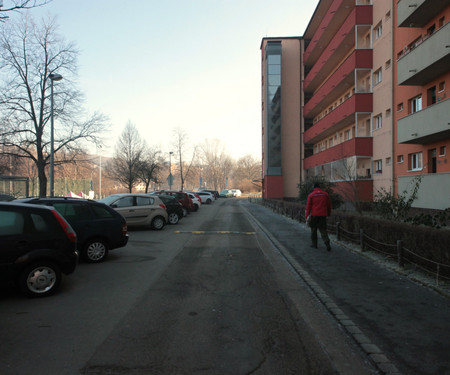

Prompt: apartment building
xmin=261 ymin=37 xmax=303 ymax=199
xmin=260 ymin=0 xmax=449 ymax=210
xmin=394 ymin=0 xmax=450 ymax=209
xmin=302 ymin=0 xmax=374 ymax=202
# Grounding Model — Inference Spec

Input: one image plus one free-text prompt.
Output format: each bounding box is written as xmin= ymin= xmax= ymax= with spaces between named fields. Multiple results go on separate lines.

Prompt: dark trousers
xmin=310 ymin=216 xmax=330 ymax=247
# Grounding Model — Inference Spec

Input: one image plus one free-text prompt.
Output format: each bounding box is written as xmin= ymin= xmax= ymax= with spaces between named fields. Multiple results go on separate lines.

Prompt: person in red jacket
xmin=305 ymin=182 xmax=332 ymax=251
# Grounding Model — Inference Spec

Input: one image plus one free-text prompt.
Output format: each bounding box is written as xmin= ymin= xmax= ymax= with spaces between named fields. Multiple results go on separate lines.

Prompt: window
xmin=385 ymin=108 xmax=391 ymax=117
xmin=374 ymin=68 xmax=382 ymax=85
xmin=344 ymin=130 xmax=351 ymax=140
xmin=439 ymin=16 xmax=445 ymax=28
xmin=397 ymin=155 xmax=404 ymax=163
xmin=438 ymin=81 xmax=445 ymax=92
xmin=410 ymin=95 xmax=422 ymax=113
xmin=386 ymin=157 xmax=391 ymax=166
xmin=374 ymin=114 xmax=382 ymax=130
xmin=397 ymin=102 xmax=404 ymax=112
xmin=329 ymin=138 xmax=333 ymax=147
xmin=374 ymin=23 xmax=382 ymax=39
xmin=91 ymin=205 xmax=115 ymax=219
xmin=375 ymin=159 xmax=382 ymax=174
xmin=440 ymin=146 xmax=447 ymax=156
xmin=409 ymin=152 xmax=423 ymax=171
xmin=385 ymin=59 xmax=391 ymax=69
xmin=136 ymin=196 xmax=154 ymax=206
xmin=0 ymin=211 xmax=24 ymax=236
xmin=114 ymin=197 xmax=134 ymax=207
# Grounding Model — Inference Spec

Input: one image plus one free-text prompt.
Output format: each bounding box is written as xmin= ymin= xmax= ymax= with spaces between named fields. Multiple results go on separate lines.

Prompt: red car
xmin=153 ymin=191 xmax=194 ymax=216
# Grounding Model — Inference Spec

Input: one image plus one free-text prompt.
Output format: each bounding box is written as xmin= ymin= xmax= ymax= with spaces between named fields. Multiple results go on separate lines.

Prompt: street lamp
xmin=98 ymin=145 xmax=102 ymax=199
xmin=49 ymin=73 xmax=63 ymax=197
xmin=169 ymin=151 xmax=173 ymax=190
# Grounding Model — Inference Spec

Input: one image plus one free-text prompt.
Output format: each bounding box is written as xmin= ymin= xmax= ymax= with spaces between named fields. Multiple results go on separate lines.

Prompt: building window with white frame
xmin=374 ymin=114 xmax=382 ymax=130
xmin=409 ymin=152 xmax=423 ymax=171
xmin=374 ymin=22 xmax=382 ymax=39
xmin=344 ymin=129 xmax=351 ymax=140
xmin=410 ymin=95 xmax=422 ymax=113
xmin=375 ymin=159 xmax=382 ymax=174
xmin=374 ymin=68 xmax=382 ymax=85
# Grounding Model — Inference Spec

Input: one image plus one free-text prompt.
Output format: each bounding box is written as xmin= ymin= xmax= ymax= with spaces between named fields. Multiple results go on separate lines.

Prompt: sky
xmin=15 ymin=0 xmax=319 ymax=160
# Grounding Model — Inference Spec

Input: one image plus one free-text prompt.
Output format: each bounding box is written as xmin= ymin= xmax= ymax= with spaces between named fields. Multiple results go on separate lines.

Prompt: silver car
xmin=100 ymin=193 xmax=168 ymax=230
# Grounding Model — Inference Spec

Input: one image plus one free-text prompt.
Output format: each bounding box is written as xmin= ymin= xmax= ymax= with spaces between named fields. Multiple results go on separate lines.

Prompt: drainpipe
xmin=391 ymin=0 xmax=396 ymax=195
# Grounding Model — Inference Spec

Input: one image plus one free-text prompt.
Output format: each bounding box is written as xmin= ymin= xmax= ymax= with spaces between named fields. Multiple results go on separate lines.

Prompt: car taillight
xmin=122 ymin=223 xmax=127 ymax=235
xmin=159 ymin=204 xmax=167 ymax=210
xmin=51 ymin=210 xmax=77 ymax=243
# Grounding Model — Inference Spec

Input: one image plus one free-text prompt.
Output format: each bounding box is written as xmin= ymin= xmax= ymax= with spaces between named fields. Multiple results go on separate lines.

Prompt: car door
xmin=51 ymin=202 xmax=93 ymax=247
xmin=111 ymin=196 xmax=138 ymax=225
xmin=133 ymin=196 xmax=159 ymax=226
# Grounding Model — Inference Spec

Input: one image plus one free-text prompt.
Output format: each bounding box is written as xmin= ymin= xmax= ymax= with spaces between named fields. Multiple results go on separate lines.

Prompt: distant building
xmin=261 ymin=37 xmax=303 ymax=199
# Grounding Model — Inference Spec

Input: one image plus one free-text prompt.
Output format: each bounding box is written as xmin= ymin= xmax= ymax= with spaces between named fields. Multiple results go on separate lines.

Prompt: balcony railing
xmin=304 ymin=93 xmax=373 ymax=144
xmin=304 ymin=137 xmax=373 ymax=169
xmin=397 ymin=22 xmax=450 ymax=86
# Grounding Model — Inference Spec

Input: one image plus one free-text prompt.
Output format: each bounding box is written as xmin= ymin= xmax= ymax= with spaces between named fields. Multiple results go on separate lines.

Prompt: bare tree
xmin=0 ymin=0 xmax=51 ymax=22
xmin=107 ymin=122 xmax=144 ymax=193
xmin=137 ymin=147 xmax=163 ymax=193
xmin=0 ymin=15 xmax=107 ymax=196
xmin=233 ymin=154 xmax=261 ymax=191
xmin=198 ymin=139 xmax=233 ymax=191
xmin=172 ymin=127 xmax=197 ymax=191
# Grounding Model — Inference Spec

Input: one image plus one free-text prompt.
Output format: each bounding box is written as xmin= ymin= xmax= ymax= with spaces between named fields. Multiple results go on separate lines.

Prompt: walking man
xmin=305 ymin=182 xmax=332 ymax=251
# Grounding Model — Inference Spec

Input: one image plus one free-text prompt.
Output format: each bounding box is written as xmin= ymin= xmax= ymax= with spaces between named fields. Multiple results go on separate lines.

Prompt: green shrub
xmin=297 ymin=176 xmax=343 ymax=209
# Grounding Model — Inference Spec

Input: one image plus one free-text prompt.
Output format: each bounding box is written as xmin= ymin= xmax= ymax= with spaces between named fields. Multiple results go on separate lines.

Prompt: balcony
xmin=398 ymin=98 xmax=450 ymax=144
xmin=304 ymin=137 xmax=372 ymax=169
xmin=304 ymin=93 xmax=373 ymax=144
xmin=304 ymin=6 xmax=372 ymax=92
xmin=397 ymin=22 xmax=450 ymax=85
xmin=304 ymin=49 xmax=372 ymax=117
xmin=398 ymin=0 xmax=450 ymax=28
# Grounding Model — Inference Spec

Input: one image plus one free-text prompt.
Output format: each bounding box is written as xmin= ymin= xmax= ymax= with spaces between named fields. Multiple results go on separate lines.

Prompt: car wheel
xmin=83 ymin=239 xmax=108 ymax=263
xmin=182 ymin=208 xmax=188 ymax=217
xmin=151 ymin=216 xmax=165 ymax=230
xmin=19 ymin=261 xmax=61 ymax=298
xmin=194 ymin=204 xmax=199 ymax=212
xmin=168 ymin=212 xmax=179 ymax=225
xmin=206 ymin=198 xmax=212 ymax=204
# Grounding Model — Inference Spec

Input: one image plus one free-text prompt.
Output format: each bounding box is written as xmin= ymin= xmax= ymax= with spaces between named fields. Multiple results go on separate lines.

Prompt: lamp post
xmin=97 ymin=145 xmax=102 ymax=199
xmin=49 ymin=73 xmax=63 ymax=197
xmin=169 ymin=151 xmax=173 ymax=190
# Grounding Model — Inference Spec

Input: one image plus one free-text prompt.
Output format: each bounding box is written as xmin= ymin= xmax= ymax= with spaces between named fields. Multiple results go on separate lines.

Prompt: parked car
xmin=231 ymin=189 xmax=242 ymax=197
xmin=187 ymin=192 xmax=201 ymax=211
xmin=157 ymin=195 xmax=184 ymax=225
xmin=0 ymin=202 xmax=78 ymax=297
xmin=219 ymin=189 xmax=234 ymax=198
xmin=200 ymin=189 xmax=219 ymax=199
xmin=152 ymin=191 xmax=194 ymax=217
xmin=100 ymin=193 xmax=168 ymax=230
xmin=196 ymin=191 xmax=215 ymax=204
xmin=17 ymin=197 xmax=128 ymax=263
xmin=0 ymin=193 xmax=15 ymax=201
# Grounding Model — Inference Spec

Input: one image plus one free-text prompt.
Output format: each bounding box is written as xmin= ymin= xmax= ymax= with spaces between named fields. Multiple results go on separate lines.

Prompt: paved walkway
xmin=242 ymin=199 xmax=450 ymax=375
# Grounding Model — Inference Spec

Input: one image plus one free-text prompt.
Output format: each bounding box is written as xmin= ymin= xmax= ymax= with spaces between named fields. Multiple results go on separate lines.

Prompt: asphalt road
xmin=0 ymin=198 xmax=376 ymax=375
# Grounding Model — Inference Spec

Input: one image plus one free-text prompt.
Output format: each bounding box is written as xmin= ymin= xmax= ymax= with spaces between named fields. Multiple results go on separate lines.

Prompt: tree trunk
xmin=37 ymin=160 xmax=47 ymax=197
